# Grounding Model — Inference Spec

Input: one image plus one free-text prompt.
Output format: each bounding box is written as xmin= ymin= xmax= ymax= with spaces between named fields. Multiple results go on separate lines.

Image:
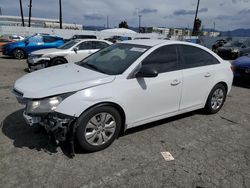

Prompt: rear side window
xmin=92 ymin=41 xmax=110 ymax=49
xmin=142 ymin=45 xmax=179 ymax=73
xmin=43 ymin=36 xmax=58 ymax=43
xmin=180 ymin=45 xmax=219 ymax=68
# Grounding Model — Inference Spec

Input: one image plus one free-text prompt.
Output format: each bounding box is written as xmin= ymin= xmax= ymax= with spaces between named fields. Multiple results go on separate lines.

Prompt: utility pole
xmin=28 ymin=0 xmax=32 ymax=27
xmin=106 ymin=16 xmax=109 ymax=28
xmin=192 ymin=0 xmax=200 ymax=36
xmin=19 ymin=0 xmax=25 ymax=27
xmin=59 ymin=0 xmax=62 ymax=29
xmin=0 ymin=7 xmax=2 ymax=15
xmin=213 ymin=22 xmax=216 ymax=37
xmin=139 ymin=15 xmax=142 ymax=33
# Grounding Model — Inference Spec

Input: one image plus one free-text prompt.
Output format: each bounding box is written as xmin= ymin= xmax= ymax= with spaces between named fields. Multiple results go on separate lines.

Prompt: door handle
xmin=204 ymin=72 xmax=211 ymax=78
xmin=171 ymin=79 xmax=181 ymax=86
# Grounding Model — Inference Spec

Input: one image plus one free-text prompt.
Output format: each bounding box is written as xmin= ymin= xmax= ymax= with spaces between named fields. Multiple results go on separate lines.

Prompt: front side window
xmin=180 ymin=45 xmax=219 ymax=68
xmin=57 ymin=40 xmax=79 ymax=49
xmin=76 ymin=43 xmax=150 ymax=75
xmin=78 ymin=41 xmax=92 ymax=50
xmin=141 ymin=45 xmax=178 ymax=73
xmin=92 ymin=41 xmax=110 ymax=49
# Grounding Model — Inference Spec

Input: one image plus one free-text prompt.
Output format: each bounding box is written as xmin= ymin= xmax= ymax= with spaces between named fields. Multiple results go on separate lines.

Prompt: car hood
xmin=233 ymin=56 xmax=250 ymax=67
xmin=31 ymin=48 xmax=67 ymax=55
xmin=14 ymin=63 xmax=115 ymax=99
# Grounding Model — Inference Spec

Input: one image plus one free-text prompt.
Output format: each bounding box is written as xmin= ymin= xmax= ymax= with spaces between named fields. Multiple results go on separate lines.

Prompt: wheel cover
xmin=84 ymin=113 xmax=116 ymax=146
xmin=211 ymin=88 xmax=224 ymax=110
xmin=15 ymin=49 xmax=24 ymax=59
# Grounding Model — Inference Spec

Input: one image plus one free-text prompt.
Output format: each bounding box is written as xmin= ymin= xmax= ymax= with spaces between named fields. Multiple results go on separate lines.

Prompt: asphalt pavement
xmin=0 ymin=55 xmax=249 ymax=188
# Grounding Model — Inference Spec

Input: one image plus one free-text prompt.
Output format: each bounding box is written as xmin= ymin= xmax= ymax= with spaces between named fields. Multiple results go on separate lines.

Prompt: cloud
xmin=232 ymin=0 xmax=250 ymax=3
xmin=83 ymin=13 xmax=104 ymax=20
xmin=238 ymin=8 xmax=250 ymax=14
xmin=173 ymin=8 xmax=208 ymax=16
xmin=139 ymin=8 xmax=158 ymax=14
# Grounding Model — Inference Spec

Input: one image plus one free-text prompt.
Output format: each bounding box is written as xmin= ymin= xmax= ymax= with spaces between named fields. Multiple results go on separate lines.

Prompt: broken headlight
xmin=26 ymin=93 xmax=73 ymax=114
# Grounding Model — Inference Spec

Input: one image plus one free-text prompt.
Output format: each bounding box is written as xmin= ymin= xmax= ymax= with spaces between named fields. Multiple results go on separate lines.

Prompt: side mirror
xmin=135 ymin=66 xmax=158 ymax=78
xmin=24 ymin=40 xmax=29 ymax=45
xmin=73 ymin=47 xmax=79 ymax=53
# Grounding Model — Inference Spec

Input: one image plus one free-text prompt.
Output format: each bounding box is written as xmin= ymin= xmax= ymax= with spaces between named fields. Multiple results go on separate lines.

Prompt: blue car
xmin=231 ymin=55 xmax=250 ymax=86
xmin=2 ymin=34 xmax=64 ymax=59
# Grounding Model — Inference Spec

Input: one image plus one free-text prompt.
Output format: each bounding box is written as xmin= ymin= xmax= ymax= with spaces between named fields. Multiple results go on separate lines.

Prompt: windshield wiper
xmin=82 ymin=63 xmax=106 ymax=74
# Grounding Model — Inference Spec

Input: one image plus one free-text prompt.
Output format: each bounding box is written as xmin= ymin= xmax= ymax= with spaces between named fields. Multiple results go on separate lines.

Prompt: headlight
xmin=231 ymin=49 xmax=239 ymax=53
xmin=26 ymin=93 xmax=73 ymax=114
xmin=29 ymin=54 xmax=43 ymax=59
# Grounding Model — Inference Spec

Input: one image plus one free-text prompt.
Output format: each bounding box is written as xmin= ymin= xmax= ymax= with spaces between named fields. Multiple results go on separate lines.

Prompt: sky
xmin=0 ymin=0 xmax=250 ymax=31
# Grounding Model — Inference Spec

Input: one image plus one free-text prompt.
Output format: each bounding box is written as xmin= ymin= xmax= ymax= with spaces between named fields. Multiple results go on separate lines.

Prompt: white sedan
xmin=13 ymin=40 xmax=233 ymax=154
xmin=27 ymin=39 xmax=112 ymax=71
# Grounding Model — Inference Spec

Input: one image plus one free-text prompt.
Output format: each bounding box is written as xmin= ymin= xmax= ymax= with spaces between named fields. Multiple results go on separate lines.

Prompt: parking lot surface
xmin=0 ymin=55 xmax=249 ymax=188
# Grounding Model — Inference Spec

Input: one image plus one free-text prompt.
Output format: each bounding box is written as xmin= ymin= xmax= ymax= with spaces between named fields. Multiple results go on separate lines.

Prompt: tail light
xmin=231 ymin=65 xmax=235 ymax=72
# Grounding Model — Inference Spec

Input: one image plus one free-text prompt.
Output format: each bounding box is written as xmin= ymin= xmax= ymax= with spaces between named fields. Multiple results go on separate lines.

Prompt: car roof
xmin=74 ymin=39 xmax=112 ymax=43
xmin=121 ymin=39 xmax=202 ymax=47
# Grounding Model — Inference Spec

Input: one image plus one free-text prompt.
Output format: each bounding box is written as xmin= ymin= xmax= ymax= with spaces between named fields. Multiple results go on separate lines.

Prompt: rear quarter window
xmin=180 ymin=45 xmax=220 ymax=69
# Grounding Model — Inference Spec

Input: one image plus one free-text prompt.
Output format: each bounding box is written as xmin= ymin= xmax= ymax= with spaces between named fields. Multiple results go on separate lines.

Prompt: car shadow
xmin=1 ymin=109 xmax=59 ymax=154
xmin=233 ymin=80 xmax=250 ymax=89
xmin=2 ymin=109 xmax=199 ymax=156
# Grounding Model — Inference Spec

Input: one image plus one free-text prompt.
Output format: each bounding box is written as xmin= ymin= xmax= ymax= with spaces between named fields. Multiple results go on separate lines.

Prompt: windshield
xmin=76 ymin=43 xmax=150 ymax=75
xmin=224 ymin=41 xmax=243 ymax=47
xmin=57 ymin=40 xmax=79 ymax=49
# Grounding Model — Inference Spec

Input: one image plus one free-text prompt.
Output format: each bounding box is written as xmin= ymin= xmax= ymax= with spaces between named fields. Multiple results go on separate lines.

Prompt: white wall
xmin=0 ymin=26 xmax=165 ymax=39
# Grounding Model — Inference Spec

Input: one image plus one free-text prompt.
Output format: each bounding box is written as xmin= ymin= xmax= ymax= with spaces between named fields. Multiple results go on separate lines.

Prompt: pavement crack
xmin=219 ymin=116 xmax=239 ymax=124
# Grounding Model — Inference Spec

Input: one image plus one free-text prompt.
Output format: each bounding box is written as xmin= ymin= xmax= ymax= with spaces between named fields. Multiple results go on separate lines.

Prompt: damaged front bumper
xmin=27 ymin=57 xmax=50 ymax=72
xmin=23 ymin=111 xmax=75 ymax=141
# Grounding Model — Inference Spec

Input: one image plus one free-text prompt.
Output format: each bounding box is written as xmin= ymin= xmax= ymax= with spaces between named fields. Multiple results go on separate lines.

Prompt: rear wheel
xmin=205 ymin=84 xmax=227 ymax=114
xmin=76 ymin=106 xmax=121 ymax=152
xmin=50 ymin=57 xmax=67 ymax=67
xmin=13 ymin=49 xmax=25 ymax=59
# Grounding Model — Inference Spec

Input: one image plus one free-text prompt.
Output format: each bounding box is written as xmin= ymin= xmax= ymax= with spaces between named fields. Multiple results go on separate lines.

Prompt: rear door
xmin=178 ymin=44 xmax=220 ymax=110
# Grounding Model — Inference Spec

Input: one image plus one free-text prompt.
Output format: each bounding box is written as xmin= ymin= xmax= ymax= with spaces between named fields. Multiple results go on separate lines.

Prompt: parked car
xmin=1 ymin=34 xmax=24 ymax=41
xmin=12 ymin=40 xmax=233 ymax=154
xmin=217 ymin=40 xmax=250 ymax=60
xmin=2 ymin=34 xmax=64 ymax=59
xmin=212 ymin=39 xmax=227 ymax=52
xmin=64 ymin=35 xmax=97 ymax=43
xmin=27 ymin=39 xmax=112 ymax=71
xmin=0 ymin=38 xmax=13 ymax=52
xmin=231 ymin=55 xmax=250 ymax=86
xmin=104 ymin=36 xmax=132 ymax=43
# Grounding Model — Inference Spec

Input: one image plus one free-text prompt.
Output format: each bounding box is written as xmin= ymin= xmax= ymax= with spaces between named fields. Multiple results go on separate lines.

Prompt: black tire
xmin=204 ymin=84 xmax=227 ymax=114
xmin=13 ymin=48 xmax=25 ymax=59
xmin=50 ymin=57 xmax=67 ymax=67
xmin=76 ymin=105 xmax=121 ymax=152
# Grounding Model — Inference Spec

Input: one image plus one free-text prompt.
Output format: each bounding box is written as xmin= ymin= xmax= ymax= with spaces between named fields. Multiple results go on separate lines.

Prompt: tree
xmin=119 ymin=21 xmax=128 ymax=29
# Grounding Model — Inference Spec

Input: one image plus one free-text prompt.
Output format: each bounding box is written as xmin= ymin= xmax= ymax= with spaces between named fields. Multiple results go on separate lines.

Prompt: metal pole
xmin=192 ymin=0 xmax=200 ymax=36
xmin=28 ymin=0 xmax=32 ymax=27
xmin=59 ymin=0 xmax=62 ymax=29
xmin=139 ymin=15 xmax=141 ymax=33
xmin=19 ymin=0 xmax=25 ymax=27
xmin=0 ymin=7 xmax=2 ymax=15
xmin=107 ymin=16 xmax=109 ymax=28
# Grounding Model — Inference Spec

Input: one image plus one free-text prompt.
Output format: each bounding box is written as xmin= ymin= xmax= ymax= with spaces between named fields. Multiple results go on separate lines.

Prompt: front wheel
xmin=204 ymin=84 xmax=227 ymax=114
xmin=76 ymin=106 xmax=121 ymax=152
xmin=13 ymin=49 xmax=25 ymax=59
xmin=50 ymin=57 xmax=67 ymax=67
